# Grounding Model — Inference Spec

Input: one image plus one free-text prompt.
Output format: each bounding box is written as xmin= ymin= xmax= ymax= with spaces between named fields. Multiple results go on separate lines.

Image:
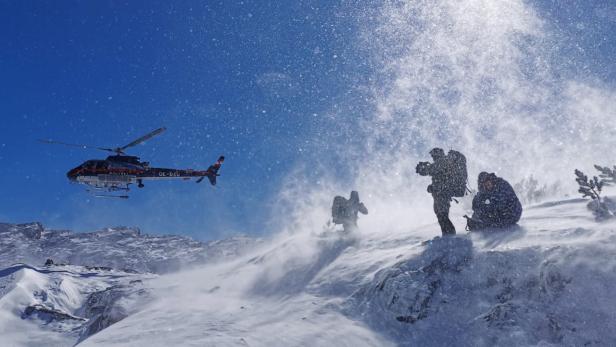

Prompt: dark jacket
xmin=417 ymin=156 xmax=462 ymax=196
xmin=348 ymin=200 xmax=369 ymax=221
xmin=333 ymin=192 xmax=368 ymax=227
xmin=472 ymin=175 xmax=522 ymax=228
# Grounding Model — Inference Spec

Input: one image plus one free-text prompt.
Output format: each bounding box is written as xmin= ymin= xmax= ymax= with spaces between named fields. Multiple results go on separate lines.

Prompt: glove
xmin=416 ymin=162 xmax=429 ymax=175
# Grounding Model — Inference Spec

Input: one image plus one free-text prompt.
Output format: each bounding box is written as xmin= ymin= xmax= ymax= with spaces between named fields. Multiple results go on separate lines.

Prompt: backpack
xmin=332 ymin=196 xmax=348 ymax=224
xmin=447 ymin=150 xmax=468 ymax=197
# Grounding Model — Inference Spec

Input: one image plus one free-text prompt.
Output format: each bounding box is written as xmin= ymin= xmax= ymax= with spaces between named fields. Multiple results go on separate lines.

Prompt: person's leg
xmin=343 ymin=220 xmax=358 ymax=233
xmin=433 ymin=194 xmax=456 ymax=235
xmin=466 ymin=215 xmax=486 ymax=231
xmin=342 ymin=221 xmax=354 ymax=233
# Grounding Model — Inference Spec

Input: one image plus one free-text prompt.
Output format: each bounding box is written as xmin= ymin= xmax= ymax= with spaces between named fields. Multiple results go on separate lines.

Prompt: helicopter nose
xmin=66 ymin=167 xmax=80 ymax=181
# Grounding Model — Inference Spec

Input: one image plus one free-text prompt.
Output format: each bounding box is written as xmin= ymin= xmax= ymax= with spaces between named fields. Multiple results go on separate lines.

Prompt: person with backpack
xmin=465 ymin=172 xmax=522 ymax=231
xmin=331 ymin=191 xmax=368 ymax=232
xmin=416 ymin=148 xmax=468 ymax=235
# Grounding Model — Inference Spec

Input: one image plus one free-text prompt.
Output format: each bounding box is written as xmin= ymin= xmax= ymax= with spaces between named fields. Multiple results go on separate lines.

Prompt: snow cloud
xmin=273 ymin=0 xmax=616 ymax=236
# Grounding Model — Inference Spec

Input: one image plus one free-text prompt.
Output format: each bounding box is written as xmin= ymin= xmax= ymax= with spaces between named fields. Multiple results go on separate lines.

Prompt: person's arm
xmin=498 ymin=182 xmax=520 ymax=216
xmin=358 ymin=203 xmax=368 ymax=215
xmin=416 ymin=162 xmax=431 ymax=176
xmin=493 ymin=181 xmax=515 ymax=206
xmin=472 ymin=193 xmax=484 ymax=210
xmin=427 ymin=159 xmax=447 ymax=176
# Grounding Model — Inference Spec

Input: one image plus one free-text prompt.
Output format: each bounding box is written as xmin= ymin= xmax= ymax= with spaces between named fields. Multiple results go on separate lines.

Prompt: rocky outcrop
xmin=23 ymin=304 xmax=85 ymax=323
xmin=349 ymin=236 xmax=473 ymax=327
xmin=79 ymin=282 xmax=151 ymax=340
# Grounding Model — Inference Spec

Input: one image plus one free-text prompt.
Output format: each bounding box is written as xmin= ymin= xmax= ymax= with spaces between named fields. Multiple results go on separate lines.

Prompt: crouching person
xmin=466 ymin=172 xmax=522 ymax=231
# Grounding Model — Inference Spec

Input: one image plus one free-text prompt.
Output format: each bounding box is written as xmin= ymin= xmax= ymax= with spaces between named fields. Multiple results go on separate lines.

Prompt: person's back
xmin=332 ymin=196 xmax=349 ymax=225
xmin=332 ymin=191 xmax=368 ymax=232
xmin=470 ymin=172 xmax=522 ymax=230
xmin=492 ymin=176 xmax=522 ymax=225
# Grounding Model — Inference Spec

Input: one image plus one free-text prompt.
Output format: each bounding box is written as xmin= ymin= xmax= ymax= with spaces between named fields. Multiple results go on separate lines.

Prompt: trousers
xmin=433 ymin=192 xmax=456 ymax=235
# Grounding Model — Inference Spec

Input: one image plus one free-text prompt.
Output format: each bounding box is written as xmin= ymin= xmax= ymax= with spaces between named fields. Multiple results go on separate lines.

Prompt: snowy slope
xmin=0 ymin=263 xmax=153 ymax=347
xmin=77 ymin=198 xmax=616 ymax=347
xmin=0 ymin=223 xmax=259 ymax=347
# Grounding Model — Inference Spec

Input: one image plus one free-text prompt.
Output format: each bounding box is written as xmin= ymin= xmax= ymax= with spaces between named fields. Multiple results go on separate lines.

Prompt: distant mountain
xmin=0 ymin=222 xmax=258 ymax=273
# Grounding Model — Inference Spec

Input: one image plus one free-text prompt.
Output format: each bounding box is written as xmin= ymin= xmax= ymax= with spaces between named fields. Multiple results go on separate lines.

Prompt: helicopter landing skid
xmin=93 ymin=194 xmax=130 ymax=199
xmin=86 ymin=183 xmax=131 ymax=198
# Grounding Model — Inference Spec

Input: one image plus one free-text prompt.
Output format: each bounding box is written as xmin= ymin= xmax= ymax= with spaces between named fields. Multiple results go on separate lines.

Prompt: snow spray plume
xmin=275 ymin=0 xmax=616 ymax=235
xmin=359 ymin=0 xmax=616 ymax=187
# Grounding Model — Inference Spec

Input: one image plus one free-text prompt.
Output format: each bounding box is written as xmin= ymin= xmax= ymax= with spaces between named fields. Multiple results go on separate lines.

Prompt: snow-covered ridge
xmin=0 ymin=222 xmax=258 ymax=273
xmin=79 ymin=198 xmax=616 ymax=347
xmin=3 ymin=199 xmax=616 ymax=346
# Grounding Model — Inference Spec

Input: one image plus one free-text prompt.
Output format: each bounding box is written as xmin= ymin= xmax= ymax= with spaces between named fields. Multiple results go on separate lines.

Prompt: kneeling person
xmin=467 ymin=172 xmax=522 ymax=231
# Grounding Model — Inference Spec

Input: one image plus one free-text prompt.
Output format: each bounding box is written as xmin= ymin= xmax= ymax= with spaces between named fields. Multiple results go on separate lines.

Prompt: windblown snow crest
xmin=274 ymin=0 xmax=616 ymax=239
xmin=356 ymin=0 xmax=616 ymax=185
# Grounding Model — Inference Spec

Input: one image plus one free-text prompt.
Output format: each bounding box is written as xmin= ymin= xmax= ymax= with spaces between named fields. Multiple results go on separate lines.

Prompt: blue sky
xmin=0 ymin=1 xmax=371 ymax=239
xmin=1 ymin=1 xmax=614 ymax=240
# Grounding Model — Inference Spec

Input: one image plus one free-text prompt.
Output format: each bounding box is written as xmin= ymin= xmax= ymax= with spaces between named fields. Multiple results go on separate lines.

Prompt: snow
xmin=0 ymin=224 xmax=258 ymax=347
xmin=2 ymin=198 xmax=616 ymax=346
xmin=3 ymin=0 xmax=614 ymax=345
xmin=72 ymin=197 xmax=616 ymax=346
xmin=0 ymin=264 xmax=152 ymax=347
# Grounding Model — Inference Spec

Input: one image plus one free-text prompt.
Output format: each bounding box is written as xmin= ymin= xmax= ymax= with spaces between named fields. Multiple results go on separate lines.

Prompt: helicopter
xmin=40 ymin=127 xmax=224 ymax=198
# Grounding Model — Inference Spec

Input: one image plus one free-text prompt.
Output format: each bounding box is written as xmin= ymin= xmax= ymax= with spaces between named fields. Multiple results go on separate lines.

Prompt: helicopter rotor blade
xmin=118 ymin=127 xmax=166 ymax=152
xmin=38 ymin=139 xmax=115 ymax=153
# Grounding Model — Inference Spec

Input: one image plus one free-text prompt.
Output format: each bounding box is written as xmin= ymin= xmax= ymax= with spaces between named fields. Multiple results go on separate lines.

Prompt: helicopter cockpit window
xmin=109 ymin=161 xmax=125 ymax=169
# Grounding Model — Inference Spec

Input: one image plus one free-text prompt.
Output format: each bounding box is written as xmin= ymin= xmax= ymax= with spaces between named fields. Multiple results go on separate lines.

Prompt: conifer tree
xmin=594 ymin=165 xmax=616 ymax=185
xmin=575 ymin=169 xmax=603 ymax=200
xmin=575 ymin=169 xmax=611 ymax=220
